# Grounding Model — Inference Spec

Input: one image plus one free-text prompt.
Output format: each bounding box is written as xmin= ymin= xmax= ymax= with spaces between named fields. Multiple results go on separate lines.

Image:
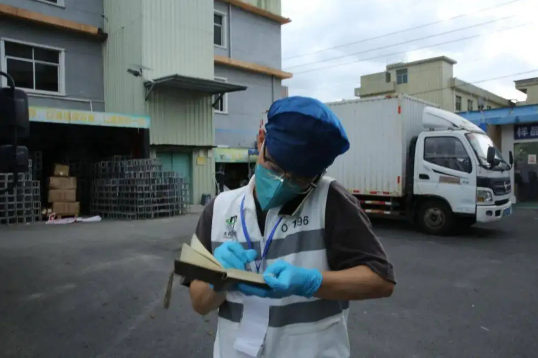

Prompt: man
xmin=183 ymin=96 xmax=395 ymax=358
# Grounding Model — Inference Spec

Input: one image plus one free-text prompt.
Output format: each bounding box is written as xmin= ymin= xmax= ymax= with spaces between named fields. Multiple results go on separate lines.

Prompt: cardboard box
xmin=49 ymin=177 xmax=77 ymax=190
xmin=48 ymin=189 xmax=76 ymax=203
xmin=53 ymin=164 xmax=70 ymax=177
xmin=52 ymin=202 xmax=80 ymax=216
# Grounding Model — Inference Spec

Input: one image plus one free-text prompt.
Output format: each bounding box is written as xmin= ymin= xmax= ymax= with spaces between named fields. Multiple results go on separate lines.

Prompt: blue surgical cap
xmin=265 ymin=96 xmax=350 ymax=178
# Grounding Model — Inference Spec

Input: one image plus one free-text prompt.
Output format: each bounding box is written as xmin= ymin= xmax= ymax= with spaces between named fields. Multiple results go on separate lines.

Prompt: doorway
xmin=514 ymin=142 xmax=538 ymax=203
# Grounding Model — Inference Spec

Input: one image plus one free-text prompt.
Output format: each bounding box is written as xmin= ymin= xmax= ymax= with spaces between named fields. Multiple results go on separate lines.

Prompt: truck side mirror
xmin=486 ymin=146 xmax=496 ymax=165
xmin=508 ymin=151 xmax=514 ymax=165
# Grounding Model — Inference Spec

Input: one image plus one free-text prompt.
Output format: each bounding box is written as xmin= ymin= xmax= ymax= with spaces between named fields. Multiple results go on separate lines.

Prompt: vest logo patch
xmin=224 ymin=215 xmax=238 ymax=238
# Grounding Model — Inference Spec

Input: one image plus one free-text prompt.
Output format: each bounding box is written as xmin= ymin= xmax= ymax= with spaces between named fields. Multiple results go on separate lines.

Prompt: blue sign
xmin=514 ymin=124 xmax=538 ymax=140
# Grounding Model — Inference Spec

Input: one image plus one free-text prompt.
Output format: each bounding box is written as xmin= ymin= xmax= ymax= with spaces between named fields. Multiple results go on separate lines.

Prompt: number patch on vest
xmin=282 ymin=216 xmax=309 ymax=232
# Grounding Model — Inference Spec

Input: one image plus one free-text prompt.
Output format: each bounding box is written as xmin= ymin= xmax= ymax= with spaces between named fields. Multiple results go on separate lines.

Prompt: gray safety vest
xmin=211 ymin=175 xmax=351 ymax=358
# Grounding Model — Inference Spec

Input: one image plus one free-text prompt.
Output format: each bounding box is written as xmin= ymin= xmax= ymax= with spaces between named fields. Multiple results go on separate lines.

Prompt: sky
xmin=280 ymin=0 xmax=538 ymax=103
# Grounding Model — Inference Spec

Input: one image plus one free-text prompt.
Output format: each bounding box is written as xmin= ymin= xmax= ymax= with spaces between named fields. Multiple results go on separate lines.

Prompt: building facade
xmin=0 ymin=0 xmax=106 ymax=112
xmin=212 ymin=0 xmax=291 ymax=190
xmin=0 ymin=0 xmax=154 ymax=219
xmin=103 ymin=0 xmax=290 ymax=202
xmin=515 ymin=77 xmax=538 ymax=106
xmin=355 ymin=56 xmax=508 ymax=113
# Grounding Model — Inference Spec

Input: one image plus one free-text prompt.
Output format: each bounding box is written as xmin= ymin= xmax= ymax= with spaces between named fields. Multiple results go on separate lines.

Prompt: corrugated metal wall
xmin=103 ymin=0 xmax=145 ymax=115
xmin=141 ymin=0 xmax=214 ymax=81
xmin=141 ymin=0 xmax=215 ymax=147
xmin=104 ymin=0 xmax=217 ymax=205
xmin=146 ymin=88 xmax=213 ymax=146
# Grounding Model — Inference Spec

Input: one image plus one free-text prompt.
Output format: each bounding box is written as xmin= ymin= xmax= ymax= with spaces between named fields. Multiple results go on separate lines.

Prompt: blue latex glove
xmin=210 ymin=242 xmax=257 ymax=291
xmin=238 ymin=260 xmax=323 ymax=299
xmin=214 ymin=242 xmax=258 ymax=270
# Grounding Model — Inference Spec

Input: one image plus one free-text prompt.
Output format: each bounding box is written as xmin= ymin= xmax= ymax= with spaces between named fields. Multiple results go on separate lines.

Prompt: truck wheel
xmin=417 ymin=200 xmax=455 ymax=236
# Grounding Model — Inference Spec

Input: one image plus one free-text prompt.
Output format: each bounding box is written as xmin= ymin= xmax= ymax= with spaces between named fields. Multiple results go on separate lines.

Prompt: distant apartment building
xmin=515 ymin=77 xmax=538 ymax=105
xmin=355 ymin=56 xmax=509 ymax=113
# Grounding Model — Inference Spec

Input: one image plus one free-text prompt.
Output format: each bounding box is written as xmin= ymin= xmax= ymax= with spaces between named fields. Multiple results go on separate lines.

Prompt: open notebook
xmin=174 ymin=234 xmax=269 ymax=291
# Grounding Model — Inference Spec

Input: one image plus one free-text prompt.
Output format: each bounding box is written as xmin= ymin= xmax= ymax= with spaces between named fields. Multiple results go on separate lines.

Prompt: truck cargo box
xmin=325 ymin=95 xmax=439 ymax=197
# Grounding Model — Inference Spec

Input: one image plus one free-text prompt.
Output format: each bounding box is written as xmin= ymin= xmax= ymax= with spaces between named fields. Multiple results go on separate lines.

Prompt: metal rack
xmin=0 ymin=160 xmax=42 ymax=225
xmin=90 ymin=158 xmax=190 ymax=219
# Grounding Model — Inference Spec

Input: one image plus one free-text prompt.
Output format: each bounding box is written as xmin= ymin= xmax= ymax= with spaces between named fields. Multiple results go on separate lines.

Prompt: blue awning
xmin=458 ymin=105 xmax=538 ymax=126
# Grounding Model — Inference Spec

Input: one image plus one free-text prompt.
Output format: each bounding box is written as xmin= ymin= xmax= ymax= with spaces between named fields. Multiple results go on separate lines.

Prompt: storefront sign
xmin=29 ymin=106 xmax=151 ymax=129
xmin=514 ymin=124 xmax=538 ymax=140
xmin=214 ymin=148 xmax=258 ymax=163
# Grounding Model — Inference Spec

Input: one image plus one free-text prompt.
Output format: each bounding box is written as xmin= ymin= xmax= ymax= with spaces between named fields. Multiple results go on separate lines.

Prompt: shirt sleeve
xmin=181 ymin=198 xmax=215 ymax=287
xmin=324 ymin=181 xmax=396 ymax=284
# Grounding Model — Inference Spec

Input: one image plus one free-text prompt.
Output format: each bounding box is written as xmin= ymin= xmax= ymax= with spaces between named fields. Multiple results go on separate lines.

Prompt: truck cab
xmin=411 ymin=107 xmax=513 ymax=234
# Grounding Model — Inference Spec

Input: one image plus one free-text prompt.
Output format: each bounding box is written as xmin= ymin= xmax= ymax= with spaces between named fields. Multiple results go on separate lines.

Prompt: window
xmin=396 ymin=69 xmax=408 ymax=84
xmin=455 ymin=96 xmax=462 ymax=112
xmin=213 ymin=77 xmax=228 ymax=113
xmin=424 ymin=137 xmax=472 ymax=173
xmin=467 ymin=99 xmax=473 ymax=111
xmin=1 ymin=39 xmax=64 ymax=94
xmin=214 ymin=13 xmax=226 ymax=48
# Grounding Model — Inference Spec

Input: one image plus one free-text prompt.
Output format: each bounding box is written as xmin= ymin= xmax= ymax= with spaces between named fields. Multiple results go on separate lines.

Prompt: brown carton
xmin=53 ymin=164 xmax=70 ymax=177
xmin=52 ymin=202 xmax=80 ymax=216
xmin=48 ymin=189 xmax=76 ymax=203
xmin=49 ymin=177 xmax=77 ymax=190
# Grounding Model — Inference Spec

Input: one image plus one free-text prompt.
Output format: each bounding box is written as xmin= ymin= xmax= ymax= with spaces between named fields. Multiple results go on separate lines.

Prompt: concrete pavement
xmin=0 ymin=208 xmax=537 ymax=357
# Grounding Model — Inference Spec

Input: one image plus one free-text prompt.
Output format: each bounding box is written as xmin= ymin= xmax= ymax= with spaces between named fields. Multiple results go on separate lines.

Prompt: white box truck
xmin=325 ymin=94 xmax=514 ymax=235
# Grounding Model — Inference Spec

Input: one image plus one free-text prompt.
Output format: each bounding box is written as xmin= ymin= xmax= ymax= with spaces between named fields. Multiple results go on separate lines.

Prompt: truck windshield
xmin=465 ymin=133 xmax=509 ymax=170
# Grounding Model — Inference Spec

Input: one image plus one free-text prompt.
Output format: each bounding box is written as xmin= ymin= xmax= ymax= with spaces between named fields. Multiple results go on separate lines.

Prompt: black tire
xmin=417 ymin=200 xmax=455 ymax=236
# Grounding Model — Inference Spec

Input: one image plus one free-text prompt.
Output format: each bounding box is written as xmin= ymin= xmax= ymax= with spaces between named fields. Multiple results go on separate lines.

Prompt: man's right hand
xmin=214 ymin=242 xmax=258 ymax=270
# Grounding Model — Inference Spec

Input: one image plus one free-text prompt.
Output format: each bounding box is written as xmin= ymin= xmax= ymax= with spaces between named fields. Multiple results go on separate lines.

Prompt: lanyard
xmin=240 ymin=195 xmax=283 ymax=273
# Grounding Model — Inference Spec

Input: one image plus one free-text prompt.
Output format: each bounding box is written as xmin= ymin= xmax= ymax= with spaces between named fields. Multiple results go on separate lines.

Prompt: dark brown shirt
xmin=183 ymin=180 xmax=395 ymax=286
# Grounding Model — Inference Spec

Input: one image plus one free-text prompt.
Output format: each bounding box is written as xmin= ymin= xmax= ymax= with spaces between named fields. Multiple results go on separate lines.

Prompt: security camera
xmin=127 ymin=68 xmax=142 ymax=77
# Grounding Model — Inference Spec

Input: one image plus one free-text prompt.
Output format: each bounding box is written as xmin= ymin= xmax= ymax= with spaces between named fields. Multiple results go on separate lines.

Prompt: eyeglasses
xmin=261 ymin=145 xmax=314 ymax=189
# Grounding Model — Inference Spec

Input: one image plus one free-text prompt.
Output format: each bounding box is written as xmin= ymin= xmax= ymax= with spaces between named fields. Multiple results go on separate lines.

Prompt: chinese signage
xmin=29 ymin=106 xmax=151 ymax=129
xmin=214 ymin=148 xmax=258 ymax=163
xmin=514 ymin=124 xmax=538 ymax=140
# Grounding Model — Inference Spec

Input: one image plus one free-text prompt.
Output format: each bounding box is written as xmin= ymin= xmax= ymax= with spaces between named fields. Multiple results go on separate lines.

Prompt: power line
xmin=291 ymin=21 xmax=533 ymax=76
xmin=283 ymin=0 xmax=522 ymax=61
xmin=292 ymin=55 xmax=488 ymax=92
xmin=286 ymin=14 xmax=518 ymax=70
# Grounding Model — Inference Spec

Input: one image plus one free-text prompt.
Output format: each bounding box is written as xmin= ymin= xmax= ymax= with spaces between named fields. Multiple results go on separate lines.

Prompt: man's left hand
xmin=238 ymin=260 xmax=323 ymax=299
